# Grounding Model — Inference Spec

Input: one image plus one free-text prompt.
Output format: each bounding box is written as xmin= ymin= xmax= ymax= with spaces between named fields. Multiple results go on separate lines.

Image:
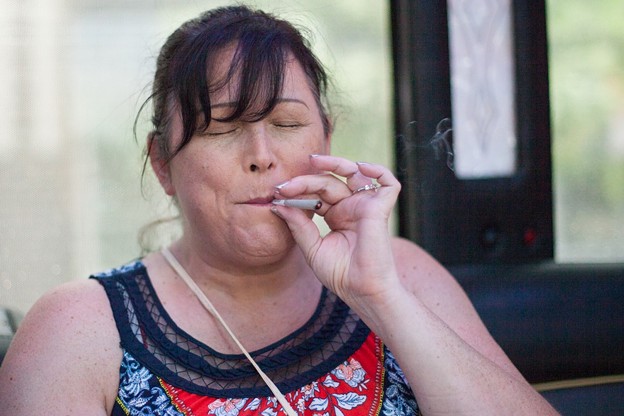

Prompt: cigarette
xmin=272 ymin=199 xmax=322 ymax=210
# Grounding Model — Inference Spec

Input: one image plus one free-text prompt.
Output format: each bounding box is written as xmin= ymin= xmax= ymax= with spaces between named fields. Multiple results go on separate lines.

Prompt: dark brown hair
xmin=138 ymin=5 xmax=332 ymax=162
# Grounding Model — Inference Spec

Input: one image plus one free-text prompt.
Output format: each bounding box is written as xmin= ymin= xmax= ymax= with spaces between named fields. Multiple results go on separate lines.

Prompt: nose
xmin=245 ymin=124 xmax=275 ymax=173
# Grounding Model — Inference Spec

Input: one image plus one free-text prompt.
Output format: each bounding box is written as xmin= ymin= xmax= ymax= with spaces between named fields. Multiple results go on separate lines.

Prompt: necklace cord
xmin=160 ymin=247 xmax=298 ymax=416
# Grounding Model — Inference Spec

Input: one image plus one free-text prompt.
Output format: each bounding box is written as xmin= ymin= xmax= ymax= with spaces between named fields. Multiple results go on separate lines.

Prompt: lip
xmin=242 ymin=196 xmax=275 ymax=205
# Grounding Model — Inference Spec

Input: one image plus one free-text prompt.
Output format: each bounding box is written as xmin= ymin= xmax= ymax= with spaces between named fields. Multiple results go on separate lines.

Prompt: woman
xmin=0 ymin=5 xmax=557 ymax=415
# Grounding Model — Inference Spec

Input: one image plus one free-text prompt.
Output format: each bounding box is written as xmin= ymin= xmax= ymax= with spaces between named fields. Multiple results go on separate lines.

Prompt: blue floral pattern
xmin=112 ymin=347 xmax=419 ymax=415
xmin=118 ymin=350 xmax=184 ymax=415
xmin=380 ymin=349 xmax=419 ymax=415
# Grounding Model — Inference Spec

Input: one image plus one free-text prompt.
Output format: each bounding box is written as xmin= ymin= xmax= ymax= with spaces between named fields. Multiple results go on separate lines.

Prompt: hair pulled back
xmin=143 ymin=5 xmax=332 ymax=160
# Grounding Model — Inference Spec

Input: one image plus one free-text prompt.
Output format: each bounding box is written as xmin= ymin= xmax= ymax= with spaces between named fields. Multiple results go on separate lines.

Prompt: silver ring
xmin=353 ymin=183 xmax=380 ymax=194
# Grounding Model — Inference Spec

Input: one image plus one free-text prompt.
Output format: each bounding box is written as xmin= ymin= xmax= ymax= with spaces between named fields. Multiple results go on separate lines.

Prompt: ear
xmin=147 ymin=132 xmax=176 ymax=196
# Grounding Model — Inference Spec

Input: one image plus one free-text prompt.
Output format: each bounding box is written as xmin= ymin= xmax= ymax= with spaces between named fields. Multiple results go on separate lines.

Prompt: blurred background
xmin=0 ymin=0 xmax=622 ymax=317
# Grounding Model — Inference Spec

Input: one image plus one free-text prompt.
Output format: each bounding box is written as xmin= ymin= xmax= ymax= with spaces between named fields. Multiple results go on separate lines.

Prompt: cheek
xmin=283 ymin=145 xmax=320 ymax=174
xmin=293 ymin=131 xmax=330 ymax=160
xmin=174 ymin=167 xmax=232 ymax=227
xmin=191 ymin=166 xmax=231 ymax=198
xmin=310 ymin=139 xmax=328 ymax=156
xmin=171 ymin=153 xmax=229 ymax=200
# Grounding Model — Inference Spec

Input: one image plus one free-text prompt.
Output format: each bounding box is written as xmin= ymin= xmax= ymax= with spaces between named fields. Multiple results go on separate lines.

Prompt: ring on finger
xmin=353 ymin=183 xmax=381 ymax=194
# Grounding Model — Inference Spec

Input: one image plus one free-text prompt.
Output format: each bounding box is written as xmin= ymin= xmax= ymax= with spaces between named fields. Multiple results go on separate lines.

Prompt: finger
xmin=309 ymin=154 xmax=359 ymax=178
xmin=309 ymin=155 xmax=382 ymax=192
xmin=354 ymin=161 xmax=401 ymax=195
xmin=274 ymin=173 xmax=351 ymax=205
xmin=270 ymin=205 xmax=322 ymax=259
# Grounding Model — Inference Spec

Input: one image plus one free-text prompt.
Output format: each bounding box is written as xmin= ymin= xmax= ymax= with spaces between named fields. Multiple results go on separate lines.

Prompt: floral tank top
xmin=92 ymin=261 xmax=420 ymax=416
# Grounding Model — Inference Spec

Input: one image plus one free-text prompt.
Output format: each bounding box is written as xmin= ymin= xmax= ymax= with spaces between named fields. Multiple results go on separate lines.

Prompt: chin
xmin=234 ymin=223 xmax=296 ymax=256
xmin=233 ymin=241 xmax=298 ymax=269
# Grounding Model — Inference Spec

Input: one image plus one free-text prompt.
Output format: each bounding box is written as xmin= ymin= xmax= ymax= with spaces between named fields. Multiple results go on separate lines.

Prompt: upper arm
xmin=0 ymin=279 xmax=121 ymax=415
xmin=391 ymin=237 xmax=525 ymax=379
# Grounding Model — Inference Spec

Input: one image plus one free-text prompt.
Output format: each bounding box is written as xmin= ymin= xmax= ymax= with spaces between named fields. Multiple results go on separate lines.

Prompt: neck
xmin=143 ymin=241 xmax=325 ymax=353
xmin=164 ymin=238 xmax=322 ymax=313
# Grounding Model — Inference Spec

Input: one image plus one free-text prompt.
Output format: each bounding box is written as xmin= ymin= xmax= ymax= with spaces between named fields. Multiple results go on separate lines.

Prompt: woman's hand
xmin=271 ymin=154 xmax=402 ymax=309
xmin=272 ymin=155 xmax=560 ymax=415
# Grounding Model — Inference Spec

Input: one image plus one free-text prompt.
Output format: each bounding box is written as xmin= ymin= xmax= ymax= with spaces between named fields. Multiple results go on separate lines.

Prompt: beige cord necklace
xmin=161 ymin=247 xmax=298 ymax=416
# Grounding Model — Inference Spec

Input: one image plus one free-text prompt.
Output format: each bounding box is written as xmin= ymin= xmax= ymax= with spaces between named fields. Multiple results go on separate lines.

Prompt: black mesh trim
xmin=92 ymin=261 xmax=371 ymax=398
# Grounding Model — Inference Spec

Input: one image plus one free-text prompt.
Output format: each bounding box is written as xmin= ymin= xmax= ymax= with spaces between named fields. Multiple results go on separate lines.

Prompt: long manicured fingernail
xmin=274 ymin=181 xmax=290 ymax=193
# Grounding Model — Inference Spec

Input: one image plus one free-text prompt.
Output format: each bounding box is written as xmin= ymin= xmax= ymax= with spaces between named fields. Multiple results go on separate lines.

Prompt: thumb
xmin=271 ymin=206 xmax=322 ymax=261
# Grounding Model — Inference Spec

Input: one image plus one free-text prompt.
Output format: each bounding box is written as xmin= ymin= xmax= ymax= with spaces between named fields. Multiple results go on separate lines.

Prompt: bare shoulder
xmin=390 ymin=235 xmax=480 ymax=323
xmin=390 ymin=236 xmax=458 ymax=291
xmin=0 ymin=279 xmax=120 ymax=415
xmin=390 ymin=236 xmax=523 ymax=377
xmin=390 ymin=236 xmax=473 ymax=311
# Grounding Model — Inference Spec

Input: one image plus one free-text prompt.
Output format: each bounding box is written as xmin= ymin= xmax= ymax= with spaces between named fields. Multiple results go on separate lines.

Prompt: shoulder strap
xmin=161 ymin=247 xmax=298 ymax=416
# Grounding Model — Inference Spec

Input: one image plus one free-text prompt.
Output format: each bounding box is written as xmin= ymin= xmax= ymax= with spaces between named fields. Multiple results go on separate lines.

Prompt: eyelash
xmin=274 ymin=122 xmax=301 ymax=129
xmin=200 ymin=120 xmax=304 ymax=137
xmin=207 ymin=128 xmax=237 ymax=136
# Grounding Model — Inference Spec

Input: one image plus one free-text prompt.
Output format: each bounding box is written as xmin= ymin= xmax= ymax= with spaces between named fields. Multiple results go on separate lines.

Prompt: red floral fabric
xmin=161 ymin=333 xmax=384 ymax=416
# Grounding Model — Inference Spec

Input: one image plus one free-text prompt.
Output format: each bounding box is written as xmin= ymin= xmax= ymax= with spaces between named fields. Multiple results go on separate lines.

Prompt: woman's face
xmin=153 ymin=50 xmax=330 ymax=268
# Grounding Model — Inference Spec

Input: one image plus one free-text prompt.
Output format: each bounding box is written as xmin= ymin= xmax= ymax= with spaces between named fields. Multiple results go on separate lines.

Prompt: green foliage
xmin=548 ymin=0 xmax=624 ymax=260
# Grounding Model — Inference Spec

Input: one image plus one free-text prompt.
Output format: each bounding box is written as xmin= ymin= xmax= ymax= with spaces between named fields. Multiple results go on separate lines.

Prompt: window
xmin=0 ymin=0 xmax=392 ymax=314
xmin=547 ymin=0 xmax=624 ymax=262
xmin=391 ymin=0 xmax=624 ymax=265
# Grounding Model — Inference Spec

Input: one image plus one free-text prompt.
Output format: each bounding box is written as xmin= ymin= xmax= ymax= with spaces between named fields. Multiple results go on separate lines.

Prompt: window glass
xmin=0 ymin=0 xmax=392 ymax=314
xmin=547 ymin=0 xmax=624 ymax=262
xmin=448 ymin=0 xmax=517 ymax=178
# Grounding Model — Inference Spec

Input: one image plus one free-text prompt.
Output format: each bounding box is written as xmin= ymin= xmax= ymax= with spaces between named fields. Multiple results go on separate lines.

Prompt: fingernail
xmin=356 ymin=161 xmax=371 ymax=166
xmin=274 ymin=181 xmax=290 ymax=192
xmin=270 ymin=206 xmax=283 ymax=217
xmin=309 ymin=154 xmax=320 ymax=159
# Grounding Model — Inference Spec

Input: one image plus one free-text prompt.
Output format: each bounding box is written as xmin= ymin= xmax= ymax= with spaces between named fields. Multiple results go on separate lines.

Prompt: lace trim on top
xmin=92 ymin=261 xmax=370 ymax=398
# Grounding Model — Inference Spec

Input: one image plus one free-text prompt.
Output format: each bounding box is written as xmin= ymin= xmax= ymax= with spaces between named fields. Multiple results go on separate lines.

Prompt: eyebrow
xmin=210 ymin=98 xmax=309 ymax=110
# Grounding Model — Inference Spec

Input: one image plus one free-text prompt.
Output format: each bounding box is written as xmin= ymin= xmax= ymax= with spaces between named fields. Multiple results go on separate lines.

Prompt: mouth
xmin=241 ymin=196 xmax=275 ymax=206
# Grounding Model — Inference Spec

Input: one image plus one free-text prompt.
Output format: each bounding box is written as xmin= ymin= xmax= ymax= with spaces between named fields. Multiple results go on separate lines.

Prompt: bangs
xmin=213 ymin=33 xmax=286 ymax=123
xmin=151 ymin=6 xmax=331 ymax=158
xmin=180 ymin=29 xmax=288 ymax=135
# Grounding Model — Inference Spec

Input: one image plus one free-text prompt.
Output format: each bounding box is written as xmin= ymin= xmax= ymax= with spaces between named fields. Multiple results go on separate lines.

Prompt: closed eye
xmin=207 ymin=128 xmax=238 ymax=136
xmin=274 ymin=122 xmax=306 ymax=129
xmin=200 ymin=120 xmax=240 ymax=137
